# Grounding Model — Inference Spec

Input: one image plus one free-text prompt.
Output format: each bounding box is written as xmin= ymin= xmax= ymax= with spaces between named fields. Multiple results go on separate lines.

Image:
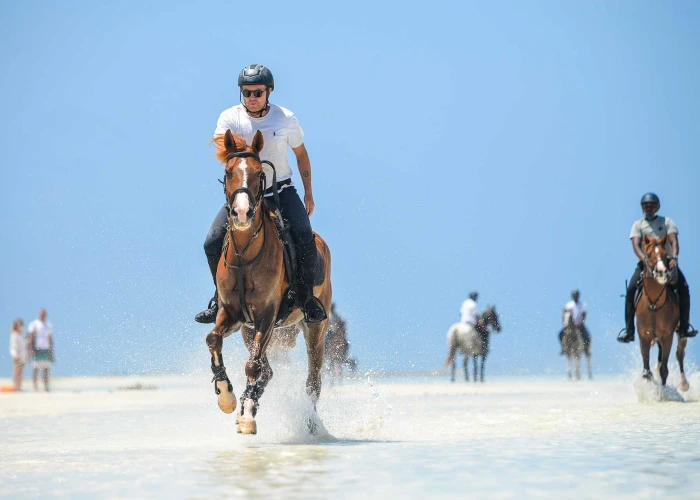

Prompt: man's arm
xmin=631 ymin=237 xmax=645 ymax=262
xmin=669 ymin=232 xmax=680 ymax=259
xmin=27 ymin=332 xmax=35 ymax=359
xmin=292 ymin=144 xmax=314 ymax=216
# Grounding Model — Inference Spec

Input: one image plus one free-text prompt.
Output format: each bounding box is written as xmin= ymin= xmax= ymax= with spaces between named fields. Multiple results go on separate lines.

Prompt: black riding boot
xmin=297 ymin=237 xmax=327 ymax=323
xmin=677 ymin=275 xmax=697 ymax=338
xmin=195 ymin=254 xmax=220 ymax=324
xmin=618 ymin=267 xmax=640 ymax=343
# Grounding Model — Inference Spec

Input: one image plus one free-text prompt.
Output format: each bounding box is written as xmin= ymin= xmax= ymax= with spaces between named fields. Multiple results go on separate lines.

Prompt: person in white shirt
xmin=558 ymin=290 xmax=591 ymax=355
xmin=9 ymin=318 xmax=28 ymax=391
xmin=460 ymin=292 xmax=479 ymax=326
xmin=195 ymin=64 xmax=327 ymax=324
xmin=27 ymin=308 xmax=54 ymax=392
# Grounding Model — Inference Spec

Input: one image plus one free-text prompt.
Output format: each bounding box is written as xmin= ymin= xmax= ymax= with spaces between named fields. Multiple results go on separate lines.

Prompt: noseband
xmin=220 ymin=151 xmax=267 ymax=218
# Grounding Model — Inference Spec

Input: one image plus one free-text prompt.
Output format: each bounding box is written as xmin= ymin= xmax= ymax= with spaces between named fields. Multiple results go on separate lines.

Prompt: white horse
xmin=562 ymin=310 xmax=584 ymax=380
xmin=444 ymin=322 xmax=483 ymax=382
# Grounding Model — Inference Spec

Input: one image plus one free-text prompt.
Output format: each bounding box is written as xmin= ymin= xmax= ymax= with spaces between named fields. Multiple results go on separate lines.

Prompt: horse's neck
xmin=642 ymin=275 xmax=666 ymax=300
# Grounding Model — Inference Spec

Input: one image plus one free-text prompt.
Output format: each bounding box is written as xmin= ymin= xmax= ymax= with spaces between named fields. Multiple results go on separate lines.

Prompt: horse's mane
xmin=212 ymin=133 xmax=251 ymax=163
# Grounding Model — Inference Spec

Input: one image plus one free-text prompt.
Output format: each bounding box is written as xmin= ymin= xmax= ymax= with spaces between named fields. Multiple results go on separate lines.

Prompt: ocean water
xmin=1 ymin=367 xmax=699 ymax=499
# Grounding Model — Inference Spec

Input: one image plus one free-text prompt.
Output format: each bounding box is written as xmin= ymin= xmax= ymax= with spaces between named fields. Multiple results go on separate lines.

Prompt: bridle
xmin=641 ymin=243 xmax=671 ymax=342
xmin=221 ymin=151 xmax=267 ymax=220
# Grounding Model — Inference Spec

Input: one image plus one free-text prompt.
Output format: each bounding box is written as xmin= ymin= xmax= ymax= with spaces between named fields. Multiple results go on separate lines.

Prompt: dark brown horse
xmin=205 ymin=130 xmax=332 ymax=434
xmin=637 ymin=235 xmax=688 ymax=390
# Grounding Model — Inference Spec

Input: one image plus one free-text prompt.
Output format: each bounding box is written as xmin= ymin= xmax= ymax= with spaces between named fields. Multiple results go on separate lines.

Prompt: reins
xmin=641 ymin=255 xmax=671 ymax=342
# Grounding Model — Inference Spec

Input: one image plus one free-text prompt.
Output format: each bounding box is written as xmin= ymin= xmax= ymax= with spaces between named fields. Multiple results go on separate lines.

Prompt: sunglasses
xmin=241 ymin=89 xmax=266 ymax=98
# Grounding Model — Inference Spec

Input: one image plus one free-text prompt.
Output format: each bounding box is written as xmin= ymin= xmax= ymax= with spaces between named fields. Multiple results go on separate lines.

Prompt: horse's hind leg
xmin=658 ymin=336 xmax=674 ymax=386
xmin=451 ymin=358 xmax=456 ymax=383
xmin=586 ymin=353 xmax=592 ymax=380
xmin=205 ymin=306 xmax=241 ymax=414
xmin=463 ymin=355 xmax=469 ymax=382
xmin=472 ymin=356 xmax=477 ymax=383
xmin=480 ymin=354 xmax=486 ymax=383
xmin=301 ymin=319 xmax=328 ymax=434
xmin=677 ymin=337 xmax=689 ymax=391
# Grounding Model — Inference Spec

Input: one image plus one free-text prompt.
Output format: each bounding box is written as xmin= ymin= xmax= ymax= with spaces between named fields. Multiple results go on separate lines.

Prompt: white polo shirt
xmin=214 ymin=104 xmax=304 ymax=197
xmin=460 ymin=299 xmax=478 ymax=326
xmin=28 ymin=320 xmax=53 ymax=350
xmin=564 ymin=300 xmax=587 ymax=324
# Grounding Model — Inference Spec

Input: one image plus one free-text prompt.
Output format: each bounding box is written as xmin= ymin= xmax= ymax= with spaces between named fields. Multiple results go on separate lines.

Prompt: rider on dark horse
xmin=558 ymin=289 xmax=591 ymax=355
xmin=195 ymin=64 xmax=327 ymax=324
xmin=617 ymin=192 xmax=697 ymax=343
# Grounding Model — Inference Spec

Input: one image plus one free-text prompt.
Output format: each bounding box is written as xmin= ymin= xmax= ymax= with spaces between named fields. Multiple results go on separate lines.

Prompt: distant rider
xmin=195 ymin=64 xmax=327 ymax=325
xmin=460 ymin=292 xmax=479 ymax=327
xmin=617 ymin=193 xmax=697 ymax=343
xmin=558 ymin=289 xmax=590 ymax=354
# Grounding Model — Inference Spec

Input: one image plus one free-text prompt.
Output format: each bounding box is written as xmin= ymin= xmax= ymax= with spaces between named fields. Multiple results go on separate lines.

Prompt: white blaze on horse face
xmin=233 ymin=161 xmax=250 ymax=223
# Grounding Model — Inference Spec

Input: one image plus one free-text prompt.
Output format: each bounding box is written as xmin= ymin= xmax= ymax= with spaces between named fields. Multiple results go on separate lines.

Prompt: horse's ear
xmin=251 ymin=130 xmax=264 ymax=155
xmin=224 ymin=130 xmax=237 ymax=153
xmin=643 ymin=234 xmax=650 ymax=246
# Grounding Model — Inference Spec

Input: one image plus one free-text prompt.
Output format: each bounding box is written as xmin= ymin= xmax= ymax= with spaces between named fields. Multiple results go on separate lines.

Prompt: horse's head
xmin=215 ymin=130 xmax=266 ymax=230
xmin=563 ymin=310 xmax=573 ymax=328
xmin=643 ymin=235 xmax=670 ymax=285
xmin=483 ymin=306 xmax=502 ymax=332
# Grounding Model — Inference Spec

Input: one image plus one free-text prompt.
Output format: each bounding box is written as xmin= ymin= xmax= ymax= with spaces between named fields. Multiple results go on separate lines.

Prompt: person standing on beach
xmin=9 ymin=319 xmax=28 ymax=391
xmin=27 ymin=309 xmax=54 ymax=392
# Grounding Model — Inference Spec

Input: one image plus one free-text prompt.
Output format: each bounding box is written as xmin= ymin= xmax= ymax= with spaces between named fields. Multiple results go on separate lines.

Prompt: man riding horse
xmin=196 ymin=64 xmax=327 ymax=325
xmin=618 ymin=192 xmax=697 ymax=343
xmin=558 ymin=289 xmax=591 ymax=355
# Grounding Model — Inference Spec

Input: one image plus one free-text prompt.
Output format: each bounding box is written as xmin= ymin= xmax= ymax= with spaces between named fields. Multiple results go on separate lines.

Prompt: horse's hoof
xmin=237 ymin=418 xmax=257 ymax=435
xmin=679 ymin=380 xmax=690 ymax=392
xmin=216 ymin=381 xmax=236 ymax=414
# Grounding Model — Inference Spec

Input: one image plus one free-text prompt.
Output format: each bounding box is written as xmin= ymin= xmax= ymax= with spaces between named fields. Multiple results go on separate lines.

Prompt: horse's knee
xmin=206 ymin=332 xmax=222 ymax=351
xmin=245 ymin=359 xmax=261 ymax=381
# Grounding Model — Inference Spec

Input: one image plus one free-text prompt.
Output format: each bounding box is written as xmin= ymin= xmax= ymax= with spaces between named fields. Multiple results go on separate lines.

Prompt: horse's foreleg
xmin=205 ymin=306 xmax=240 ymax=414
xmin=566 ymin=355 xmax=572 ymax=380
xmin=463 ymin=355 xmax=468 ymax=382
xmin=677 ymin=337 xmax=689 ymax=391
xmin=658 ymin=337 xmax=673 ymax=386
xmin=451 ymin=358 xmax=456 ymax=382
xmin=472 ymin=356 xmax=477 ymax=383
xmin=480 ymin=354 xmax=486 ymax=383
xmin=640 ymin=335 xmax=653 ymax=381
xmin=237 ymin=309 xmax=277 ymax=434
xmin=586 ymin=353 xmax=592 ymax=380
xmin=575 ymin=356 xmax=581 ymax=380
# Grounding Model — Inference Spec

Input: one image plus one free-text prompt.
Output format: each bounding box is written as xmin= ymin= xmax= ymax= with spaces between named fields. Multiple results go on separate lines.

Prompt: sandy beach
xmin=1 ymin=368 xmax=699 ymax=499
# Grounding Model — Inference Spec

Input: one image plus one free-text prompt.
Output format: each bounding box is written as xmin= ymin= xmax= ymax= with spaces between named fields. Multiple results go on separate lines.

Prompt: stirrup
xmin=617 ymin=328 xmax=635 ymax=343
xmin=195 ymin=295 xmax=218 ymax=324
xmin=678 ymin=324 xmax=698 ymax=339
xmin=303 ymin=296 xmax=328 ymax=323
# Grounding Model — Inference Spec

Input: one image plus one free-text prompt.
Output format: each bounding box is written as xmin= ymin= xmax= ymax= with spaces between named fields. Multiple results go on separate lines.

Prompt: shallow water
xmin=1 ymin=369 xmax=699 ymax=499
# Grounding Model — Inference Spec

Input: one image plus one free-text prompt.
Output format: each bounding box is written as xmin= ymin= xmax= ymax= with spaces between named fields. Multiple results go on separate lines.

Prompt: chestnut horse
xmin=205 ymin=130 xmax=332 ymax=434
xmin=637 ymin=235 xmax=688 ymax=390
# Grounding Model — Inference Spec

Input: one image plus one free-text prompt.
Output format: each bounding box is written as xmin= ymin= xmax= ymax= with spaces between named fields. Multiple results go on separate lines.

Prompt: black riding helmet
xmin=640 ymin=192 xmax=660 ymax=208
xmin=238 ymin=64 xmax=274 ymax=90
xmin=469 ymin=291 xmax=479 ymax=301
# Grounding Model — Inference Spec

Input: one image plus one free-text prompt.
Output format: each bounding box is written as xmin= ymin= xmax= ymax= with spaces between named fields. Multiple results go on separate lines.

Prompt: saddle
xmin=268 ymin=203 xmax=326 ymax=326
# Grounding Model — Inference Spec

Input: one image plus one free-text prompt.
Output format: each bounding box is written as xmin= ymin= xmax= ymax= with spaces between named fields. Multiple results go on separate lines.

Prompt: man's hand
xmin=304 ymin=191 xmax=315 ymax=216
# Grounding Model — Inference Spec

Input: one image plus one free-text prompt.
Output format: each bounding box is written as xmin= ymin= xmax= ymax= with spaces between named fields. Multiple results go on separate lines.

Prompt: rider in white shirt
xmin=558 ymin=289 xmax=590 ymax=354
xmin=195 ymin=64 xmax=327 ymax=325
xmin=460 ymin=292 xmax=479 ymax=326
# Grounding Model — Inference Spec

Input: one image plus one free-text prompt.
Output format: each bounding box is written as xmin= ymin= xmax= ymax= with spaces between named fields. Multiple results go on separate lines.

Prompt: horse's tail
xmin=444 ymin=327 xmax=458 ymax=369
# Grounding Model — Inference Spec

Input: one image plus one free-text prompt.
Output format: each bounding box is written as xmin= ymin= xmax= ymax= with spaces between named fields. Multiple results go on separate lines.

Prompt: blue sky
xmin=1 ymin=1 xmax=699 ymax=377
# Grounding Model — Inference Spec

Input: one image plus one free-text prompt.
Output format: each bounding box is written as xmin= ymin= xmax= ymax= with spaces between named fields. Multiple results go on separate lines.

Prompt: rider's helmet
xmin=238 ymin=64 xmax=274 ymax=90
xmin=571 ymin=289 xmax=580 ymax=299
xmin=640 ymin=192 xmax=660 ymax=209
xmin=469 ymin=291 xmax=479 ymax=301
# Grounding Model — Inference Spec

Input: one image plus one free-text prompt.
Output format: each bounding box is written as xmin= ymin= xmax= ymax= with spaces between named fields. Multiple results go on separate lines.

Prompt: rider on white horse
xmin=460 ymin=292 xmax=479 ymax=327
xmin=558 ymin=289 xmax=590 ymax=355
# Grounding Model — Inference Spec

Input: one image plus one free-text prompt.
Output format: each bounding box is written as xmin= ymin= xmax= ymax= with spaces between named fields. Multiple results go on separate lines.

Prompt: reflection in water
xmin=205 ymin=445 xmax=335 ymax=498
